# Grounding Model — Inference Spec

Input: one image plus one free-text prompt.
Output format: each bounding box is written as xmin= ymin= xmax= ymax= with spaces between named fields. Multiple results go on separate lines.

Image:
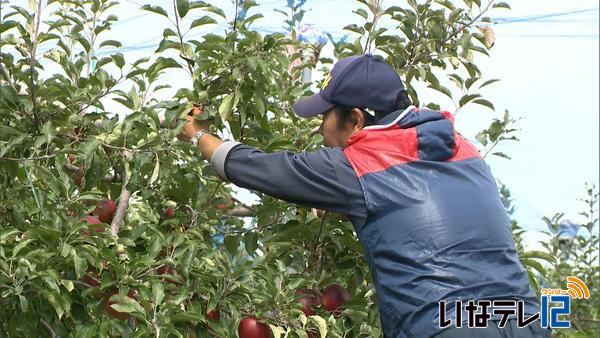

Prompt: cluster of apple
xmin=236 ymin=283 xmax=351 ymax=338
xmin=79 ymin=244 xmax=218 ymax=323
xmin=74 ymin=172 xmax=349 ymax=336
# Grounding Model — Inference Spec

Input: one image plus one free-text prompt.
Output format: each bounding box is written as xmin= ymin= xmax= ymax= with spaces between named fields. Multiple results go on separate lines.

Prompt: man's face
xmin=317 ymin=108 xmax=355 ymax=148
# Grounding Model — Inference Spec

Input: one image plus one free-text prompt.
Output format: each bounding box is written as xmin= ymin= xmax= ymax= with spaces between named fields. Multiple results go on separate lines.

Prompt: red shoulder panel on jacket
xmin=343 ymin=126 xmax=419 ymax=177
xmin=343 ymin=111 xmax=481 ymax=177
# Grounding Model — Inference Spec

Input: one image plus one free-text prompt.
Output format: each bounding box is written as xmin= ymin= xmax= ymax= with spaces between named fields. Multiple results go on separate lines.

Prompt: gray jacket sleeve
xmin=210 ymin=141 xmax=367 ymax=228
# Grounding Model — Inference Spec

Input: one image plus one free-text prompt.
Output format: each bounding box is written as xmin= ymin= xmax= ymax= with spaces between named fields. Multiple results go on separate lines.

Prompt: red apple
xmin=206 ymin=309 xmax=220 ymax=321
xmin=216 ymin=198 xmax=235 ymax=211
xmin=92 ymin=199 xmax=117 ymax=223
xmin=68 ymin=154 xmax=76 ymax=164
xmin=83 ymin=271 xmax=101 ymax=287
xmin=73 ymin=167 xmax=85 ymax=186
xmin=165 ymin=207 xmax=175 ymax=218
xmin=295 ymin=288 xmax=321 ymax=316
xmin=81 ymin=215 xmax=103 ymax=234
xmin=321 ymin=284 xmax=350 ymax=314
xmin=104 ymin=289 xmax=137 ymax=320
xmin=238 ymin=316 xmax=271 ymax=338
xmin=156 ymin=264 xmax=178 ymax=284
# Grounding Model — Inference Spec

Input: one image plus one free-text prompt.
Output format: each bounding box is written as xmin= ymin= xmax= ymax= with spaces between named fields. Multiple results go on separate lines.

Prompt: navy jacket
xmin=210 ymin=106 xmax=540 ymax=337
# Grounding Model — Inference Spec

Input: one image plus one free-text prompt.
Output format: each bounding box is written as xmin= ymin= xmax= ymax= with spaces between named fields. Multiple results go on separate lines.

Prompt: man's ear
xmin=350 ymin=108 xmax=365 ymax=131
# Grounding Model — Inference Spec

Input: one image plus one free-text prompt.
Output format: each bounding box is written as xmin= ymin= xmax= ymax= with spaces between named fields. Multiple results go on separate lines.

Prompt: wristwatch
xmin=190 ymin=129 xmax=209 ymax=147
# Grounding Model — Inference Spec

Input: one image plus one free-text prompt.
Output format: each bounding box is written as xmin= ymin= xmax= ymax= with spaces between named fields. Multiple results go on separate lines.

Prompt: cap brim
xmin=293 ymin=93 xmax=335 ymax=118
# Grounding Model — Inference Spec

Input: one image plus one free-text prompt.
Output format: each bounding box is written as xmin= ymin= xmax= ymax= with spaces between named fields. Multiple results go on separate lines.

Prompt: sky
xmin=5 ymin=0 xmax=599 ymax=245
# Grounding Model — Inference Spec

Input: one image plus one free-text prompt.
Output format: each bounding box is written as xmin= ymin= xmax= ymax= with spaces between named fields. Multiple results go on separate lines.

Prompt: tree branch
xmin=29 ymin=0 xmax=44 ymax=132
xmin=227 ymin=206 xmax=254 ymax=217
xmin=443 ymin=0 xmax=495 ymax=45
xmin=0 ymin=154 xmax=55 ymax=161
xmin=172 ymin=0 xmax=193 ymax=76
xmin=39 ymin=319 xmax=57 ymax=338
xmin=76 ymin=74 xmax=123 ymax=115
xmin=110 ymin=150 xmax=133 ymax=237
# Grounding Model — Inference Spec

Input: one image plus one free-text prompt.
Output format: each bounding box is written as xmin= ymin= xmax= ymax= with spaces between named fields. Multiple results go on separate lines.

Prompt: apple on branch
xmin=321 ymin=283 xmax=350 ymax=315
xmin=295 ymin=288 xmax=321 ymax=316
xmin=238 ymin=316 xmax=271 ymax=338
xmin=92 ymin=199 xmax=117 ymax=223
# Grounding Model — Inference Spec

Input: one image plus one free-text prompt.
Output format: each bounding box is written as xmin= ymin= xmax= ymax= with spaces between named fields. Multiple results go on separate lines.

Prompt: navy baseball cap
xmin=293 ymin=53 xmax=405 ymax=118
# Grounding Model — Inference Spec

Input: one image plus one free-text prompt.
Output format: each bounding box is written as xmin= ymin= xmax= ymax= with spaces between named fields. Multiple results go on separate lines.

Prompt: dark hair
xmin=333 ymin=90 xmax=412 ymax=129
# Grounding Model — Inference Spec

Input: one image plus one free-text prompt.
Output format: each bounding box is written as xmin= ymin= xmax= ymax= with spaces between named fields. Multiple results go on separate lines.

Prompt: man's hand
xmin=177 ymin=104 xmax=210 ymax=141
xmin=312 ymin=208 xmax=349 ymax=221
xmin=174 ymin=103 xmax=224 ymax=162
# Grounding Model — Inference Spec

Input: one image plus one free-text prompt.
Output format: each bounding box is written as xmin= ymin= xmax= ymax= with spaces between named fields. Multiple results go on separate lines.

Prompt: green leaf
xmin=73 ymin=34 xmax=91 ymax=53
xmin=269 ymin=325 xmax=286 ymax=338
xmin=0 ymin=228 xmax=20 ymax=243
xmin=458 ymin=94 xmax=481 ymax=107
xmin=141 ymin=4 xmax=169 ymax=18
xmin=156 ymin=39 xmax=180 ymax=53
xmin=218 ymin=93 xmax=236 ymax=121
xmin=243 ymin=13 xmax=264 ymax=25
xmin=472 ymin=98 xmax=494 ymax=110
xmin=479 ymin=79 xmax=500 ymax=89
xmin=12 ymin=239 xmax=34 ymax=258
xmin=190 ymin=16 xmax=217 ymax=29
xmin=111 ymin=53 xmax=125 ymax=68
xmin=427 ymin=84 xmax=452 ymax=99
xmin=493 ymin=2 xmax=511 ymax=9
xmin=18 ymin=295 xmax=28 ymax=313
xmin=78 ymin=138 xmax=102 ymax=157
xmin=343 ymin=24 xmax=365 ymax=35
xmin=60 ymin=243 xmax=72 ymax=257
xmin=148 ymin=157 xmax=160 ymax=185
xmin=521 ymin=258 xmax=546 ymax=276
xmin=171 ymin=311 xmax=204 ymax=322
xmin=0 ymin=134 xmax=26 ymax=157
xmin=520 ymin=250 xmax=556 ymax=263
xmin=42 ymin=290 xmax=64 ymax=319
xmin=308 ymin=316 xmax=328 ymax=338
xmin=73 ymin=254 xmax=86 ymax=279
xmin=43 ymin=276 xmax=61 ymax=293
xmin=353 ymin=9 xmax=368 ymax=20
xmin=202 ymin=5 xmax=226 ymax=18
xmin=0 ymin=20 xmax=18 ymax=33
xmin=244 ymin=231 xmax=258 ymax=255
xmin=223 ymin=235 xmax=239 ymax=256
xmin=61 ymin=279 xmax=74 ymax=292
xmin=109 ymin=294 xmax=145 ymax=315
xmin=99 ymin=40 xmax=122 ymax=48
xmin=177 ymin=0 xmax=189 ymax=18
xmin=492 ymin=152 xmax=510 ymax=159
xmin=152 ymin=282 xmax=164 ymax=305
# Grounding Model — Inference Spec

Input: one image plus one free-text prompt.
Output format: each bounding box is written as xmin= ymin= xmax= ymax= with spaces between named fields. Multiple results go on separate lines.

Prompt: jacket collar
xmin=364 ymin=105 xmax=417 ymax=130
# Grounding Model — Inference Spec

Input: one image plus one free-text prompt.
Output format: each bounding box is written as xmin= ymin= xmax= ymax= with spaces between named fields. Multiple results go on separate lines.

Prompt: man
xmin=177 ymin=54 xmax=549 ymax=338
